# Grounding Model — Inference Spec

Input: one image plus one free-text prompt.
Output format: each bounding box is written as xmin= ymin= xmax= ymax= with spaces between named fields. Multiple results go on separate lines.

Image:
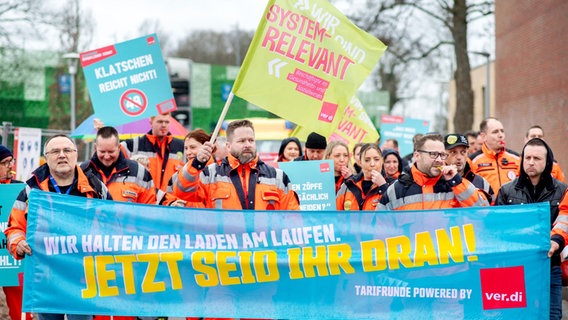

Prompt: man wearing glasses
xmin=0 ymin=145 xmax=31 ymax=320
xmin=4 ymin=135 xmax=111 ymax=320
xmin=377 ymin=133 xmax=489 ymax=210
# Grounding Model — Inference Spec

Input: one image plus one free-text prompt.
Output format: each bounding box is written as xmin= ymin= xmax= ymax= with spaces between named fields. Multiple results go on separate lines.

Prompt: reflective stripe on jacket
xmin=81 ymin=152 xmax=156 ymax=204
xmin=4 ymin=164 xmax=111 ymax=259
xmin=121 ymin=132 xmax=184 ymax=191
xmin=554 ymin=190 xmax=568 ymax=255
xmin=469 ymin=144 xmax=520 ymax=195
xmin=377 ymin=165 xmax=490 ymax=211
xmin=336 ymin=173 xmax=388 ymax=211
xmin=173 ymin=154 xmax=299 ymax=210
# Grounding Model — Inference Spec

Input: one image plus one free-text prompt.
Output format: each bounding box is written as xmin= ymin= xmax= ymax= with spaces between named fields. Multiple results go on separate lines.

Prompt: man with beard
xmin=173 ymin=119 xmax=299 ymax=210
xmin=495 ymin=138 xmax=568 ymax=320
xmin=524 ymin=125 xmax=565 ymax=183
xmin=172 ymin=119 xmax=299 ymax=320
xmin=377 ymin=133 xmax=489 ymax=210
xmin=444 ymin=134 xmax=493 ymax=202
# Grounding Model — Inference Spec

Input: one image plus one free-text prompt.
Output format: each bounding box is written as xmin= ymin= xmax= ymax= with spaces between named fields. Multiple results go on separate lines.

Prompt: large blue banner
xmin=0 ymin=183 xmax=26 ymax=286
xmin=23 ymin=190 xmax=550 ymax=319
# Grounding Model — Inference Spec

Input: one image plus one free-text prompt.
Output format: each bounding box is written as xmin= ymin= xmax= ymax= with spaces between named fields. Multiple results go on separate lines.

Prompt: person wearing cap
xmin=0 ymin=145 xmax=19 ymax=184
xmin=444 ymin=133 xmax=493 ymax=202
xmin=495 ymin=137 xmax=568 ymax=319
xmin=469 ymin=117 xmax=520 ymax=195
xmin=0 ymin=145 xmax=30 ymax=320
xmin=377 ymin=133 xmax=489 ymax=211
xmin=295 ymin=132 xmax=327 ymax=161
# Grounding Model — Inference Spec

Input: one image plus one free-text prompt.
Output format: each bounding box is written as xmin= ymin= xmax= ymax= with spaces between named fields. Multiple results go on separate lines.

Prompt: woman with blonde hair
xmin=324 ymin=140 xmax=354 ymax=193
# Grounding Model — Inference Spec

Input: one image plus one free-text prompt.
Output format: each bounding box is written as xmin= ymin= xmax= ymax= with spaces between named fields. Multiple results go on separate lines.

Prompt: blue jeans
xmin=550 ymin=265 xmax=562 ymax=320
xmin=37 ymin=314 xmax=92 ymax=320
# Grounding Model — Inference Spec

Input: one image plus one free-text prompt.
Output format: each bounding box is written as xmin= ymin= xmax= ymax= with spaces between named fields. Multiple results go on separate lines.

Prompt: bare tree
xmin=136 ymin=18 xmax=172 ymax=55
xmin=0 ymin=0 xmax=45 ymax=47
xmin=352 ymin=0 xmax=493 ymax=133
xmin=172 ymin=28 xmax=254 ymax=65
xmin=46 ymin=0 xmax=95 ymax=130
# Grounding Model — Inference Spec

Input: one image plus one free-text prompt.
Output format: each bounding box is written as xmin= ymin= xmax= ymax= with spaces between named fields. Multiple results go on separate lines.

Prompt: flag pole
xmin=210 ymin=92 xmax=234 ymax=143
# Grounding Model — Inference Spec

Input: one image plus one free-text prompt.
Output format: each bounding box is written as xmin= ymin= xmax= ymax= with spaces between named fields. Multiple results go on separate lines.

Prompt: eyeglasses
xmin=417 ymin=150 xmax=448 ymax=160
xmin=0 ymin=158 xmax=15 ymax=167
xmin=45 ymin=148 xmax=77 ymax=157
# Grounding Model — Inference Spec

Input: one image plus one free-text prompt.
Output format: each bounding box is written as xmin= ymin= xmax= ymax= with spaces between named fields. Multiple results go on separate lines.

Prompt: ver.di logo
xmin=479 ymin=266 xmax=527 ymax=310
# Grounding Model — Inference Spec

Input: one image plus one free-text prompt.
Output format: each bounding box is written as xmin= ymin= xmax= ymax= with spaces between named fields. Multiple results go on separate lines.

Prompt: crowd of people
xmin=1 ymin=114 xmax=568 ymax=319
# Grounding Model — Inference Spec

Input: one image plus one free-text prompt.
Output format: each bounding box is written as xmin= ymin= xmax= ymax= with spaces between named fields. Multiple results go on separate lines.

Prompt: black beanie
xmin=305 ymin=132 xmax=327 ymax=149
xmin=0 ymin=145 xmax=13 ymax=162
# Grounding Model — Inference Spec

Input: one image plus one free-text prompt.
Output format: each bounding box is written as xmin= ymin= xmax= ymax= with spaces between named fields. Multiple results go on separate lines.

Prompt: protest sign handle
xmin=210 ymin=92 xmax=234 ymax=143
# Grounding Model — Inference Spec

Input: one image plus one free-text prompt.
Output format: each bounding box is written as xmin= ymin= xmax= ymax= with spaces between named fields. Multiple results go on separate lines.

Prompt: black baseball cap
xmin=444 ymin=134 xmax=469 ymax=150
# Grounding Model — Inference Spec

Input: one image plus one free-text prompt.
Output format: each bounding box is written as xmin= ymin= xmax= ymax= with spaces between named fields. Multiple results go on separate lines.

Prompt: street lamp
xmin=62 ymin=53 xmax=80 ymax=132
xmin=469 ymin=51 xmax=491 ymax=118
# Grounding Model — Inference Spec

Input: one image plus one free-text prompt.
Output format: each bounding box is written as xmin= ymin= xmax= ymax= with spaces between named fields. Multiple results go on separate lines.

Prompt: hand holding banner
xmin=23 ymin=190 xmax=550 ymax=319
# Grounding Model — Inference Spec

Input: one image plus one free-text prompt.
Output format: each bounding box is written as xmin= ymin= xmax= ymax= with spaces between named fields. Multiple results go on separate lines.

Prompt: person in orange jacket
xmin=173 ymin=119 xmax=299 ymax=210
xmin=120 ymin=113 xmax=184 ymax=192
xmin=173 ymin=120 xmax=299 ymax=320
xmin=469 ymin=117 xmax=520 ymax=197
xmin=336 ymin=143 xmax=388 ymax=210
xmin=80 ymin=126 xmax=157 ymax=204
xmin=377 ymin=133 xmax=490 ymax=211
xmin=4 ymin=135 xmax=111 ymax=320
xmin=0 ymin=145 xmax=32 ymax=320
xmin=161 ymin=128 xmax=215 ymax=208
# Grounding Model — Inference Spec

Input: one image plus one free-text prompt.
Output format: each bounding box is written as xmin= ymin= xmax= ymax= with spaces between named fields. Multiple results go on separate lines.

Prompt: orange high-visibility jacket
xmin=377 ymin=165 xmax=490 ymax=211
xmin=81 ymin=152 xmax=156 ymax=204
xmin=469 ymin=143 xmax=520 ymax=196
xmin=173 ymin=154 xmax=299 ymax=210
xmin=4 ymin=164 xmax=111 ymax=259
xmin=121 ymin=132 xmax=184 ymax=191
xmin=336 ymin=173 xmax=389 ymax=211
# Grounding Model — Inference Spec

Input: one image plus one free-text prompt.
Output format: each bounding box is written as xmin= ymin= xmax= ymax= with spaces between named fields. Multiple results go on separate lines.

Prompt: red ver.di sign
xmin=120 ymin=89 xmax=147 ymax=116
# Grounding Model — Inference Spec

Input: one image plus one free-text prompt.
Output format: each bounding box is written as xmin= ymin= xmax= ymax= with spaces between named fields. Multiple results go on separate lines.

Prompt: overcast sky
xmin=76 ymin=0 xmax=268 ymax=50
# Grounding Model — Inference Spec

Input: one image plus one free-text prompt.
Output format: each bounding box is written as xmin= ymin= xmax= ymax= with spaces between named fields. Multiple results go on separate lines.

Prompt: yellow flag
xmin=233 ymin=0 xmax=387 ymax=138
xmin=292 ymin=95 xmax=379 ymax=151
